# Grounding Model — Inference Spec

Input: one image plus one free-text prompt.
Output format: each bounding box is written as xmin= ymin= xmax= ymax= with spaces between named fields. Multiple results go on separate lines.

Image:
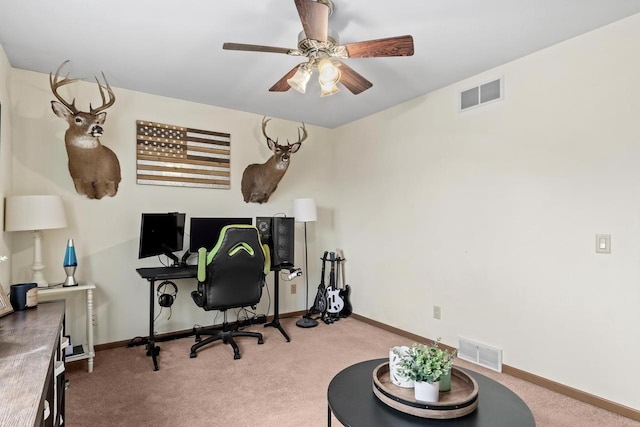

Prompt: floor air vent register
xmin=458 ymin=337 xmax=503 ymax=372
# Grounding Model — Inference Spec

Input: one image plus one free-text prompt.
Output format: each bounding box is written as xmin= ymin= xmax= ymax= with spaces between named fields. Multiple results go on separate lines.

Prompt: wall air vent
xmin=459 ymin=77 xmax=503 ymax=112
xmin=458 ymin=337 xmax=503 ymax=372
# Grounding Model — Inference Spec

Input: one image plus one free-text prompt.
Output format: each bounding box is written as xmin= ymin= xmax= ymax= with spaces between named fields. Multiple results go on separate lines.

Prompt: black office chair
xmin=189 ymin=224 xmax=270 ymax=360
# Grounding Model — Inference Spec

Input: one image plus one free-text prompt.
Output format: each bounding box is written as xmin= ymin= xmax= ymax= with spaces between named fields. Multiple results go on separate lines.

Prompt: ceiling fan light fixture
xmin=224 ymin=0 xmax=413 ymax=97
xmin=287 ymin=64 xmax=313 ymax=93
xmin=320 ymin=83 xmax=340 ymax=97
xmin=318 ymin=58 xmax=340 ymax=86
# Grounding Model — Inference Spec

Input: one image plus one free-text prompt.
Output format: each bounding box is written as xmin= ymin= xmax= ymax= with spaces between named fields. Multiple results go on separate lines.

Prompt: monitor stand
xmin=180 ymin=251 xmax=191 ymax=266
xmin=164 ymin=251 xmax=182 ymax=267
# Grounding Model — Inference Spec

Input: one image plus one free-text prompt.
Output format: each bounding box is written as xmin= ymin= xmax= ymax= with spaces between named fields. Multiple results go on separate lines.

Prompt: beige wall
xmin=333 ymin=14 xmax=640 ymax=410
xmin=0 ymin=45 xmax=13 ymax=287
xmin=3 ymin=12 xmax=640 ymax=412
xmin=8 ymin=67 xmax=335 ymax=346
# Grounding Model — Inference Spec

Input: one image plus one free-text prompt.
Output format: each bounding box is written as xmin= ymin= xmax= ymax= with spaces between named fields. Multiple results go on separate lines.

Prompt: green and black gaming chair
xmin=190 ymin=224 xmax=270 ymax=360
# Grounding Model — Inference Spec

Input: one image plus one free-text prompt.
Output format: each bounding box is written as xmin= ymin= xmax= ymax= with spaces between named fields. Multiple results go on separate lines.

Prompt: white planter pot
xmin=414 ymin=380 xmax=440 ymax=402
xmin=389 ymin=346 xmax=414 ymax=388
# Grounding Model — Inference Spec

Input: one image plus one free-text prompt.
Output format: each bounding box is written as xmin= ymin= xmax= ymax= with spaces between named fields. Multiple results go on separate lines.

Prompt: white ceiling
xmin=1 ymin=0 xmax=639 ymax=128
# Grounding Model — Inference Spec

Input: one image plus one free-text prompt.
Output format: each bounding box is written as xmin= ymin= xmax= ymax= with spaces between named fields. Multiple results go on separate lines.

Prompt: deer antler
xmin=262 ymin=116 xmax=278 ymax=144
xmin=89 ymin=72 xmax=116 ymax=114
xmin=262 ymin=116 xmax=308 ymax=146
xmin=50 ymin=60 xmax=80 ymax=114
xmin=50 ymin=60 xmax=115 ymax=115
xmin=291 ymin=122 xmax=307 ymax=145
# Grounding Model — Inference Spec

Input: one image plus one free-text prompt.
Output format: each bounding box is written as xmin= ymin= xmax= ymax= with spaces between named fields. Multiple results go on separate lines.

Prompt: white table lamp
xmin=292 ymin=198 xmax=318 ymax=328
xmin=4 ymin=195 xmax=68 ymax=288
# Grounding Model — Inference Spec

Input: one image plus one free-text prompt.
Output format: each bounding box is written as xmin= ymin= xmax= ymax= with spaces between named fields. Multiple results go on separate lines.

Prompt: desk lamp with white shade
xmin=293 ymin=198 xmax=318 ymax=328
xmin=4 ymin=195 xmax=68 ymax=288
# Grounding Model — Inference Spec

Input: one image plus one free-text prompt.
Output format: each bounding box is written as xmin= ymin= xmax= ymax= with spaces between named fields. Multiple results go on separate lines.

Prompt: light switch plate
xmin=595 ymin=234 xmax=611 ymax=254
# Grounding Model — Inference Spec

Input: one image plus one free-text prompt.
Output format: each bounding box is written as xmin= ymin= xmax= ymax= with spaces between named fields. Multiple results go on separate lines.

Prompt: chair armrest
xmin=262 ymin=244 xmax=271 ymax=275
xmin=197 ymin=247 xmax=207 ymax=282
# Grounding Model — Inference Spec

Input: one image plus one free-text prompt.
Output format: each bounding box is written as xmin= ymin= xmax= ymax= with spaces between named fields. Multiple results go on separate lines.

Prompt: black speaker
xmin=256 ymin=217 xmax=272 ymax=247
xmin=273 ymin=217 xmax=294 ymax=268
xmin=157 ymin=281 xmax=178 ymax=308
xmin=256 ymin=216 xmax=294 ymax=269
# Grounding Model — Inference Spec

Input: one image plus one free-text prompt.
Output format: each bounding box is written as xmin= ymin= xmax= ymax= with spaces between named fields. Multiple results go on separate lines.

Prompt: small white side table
xmin=39 ymin=283 xmax=96 ymax=373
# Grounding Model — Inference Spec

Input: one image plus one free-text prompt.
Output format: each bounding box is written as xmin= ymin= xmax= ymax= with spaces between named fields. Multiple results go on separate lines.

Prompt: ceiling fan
xmin=222 ymin=0 xmax=414 ymax=97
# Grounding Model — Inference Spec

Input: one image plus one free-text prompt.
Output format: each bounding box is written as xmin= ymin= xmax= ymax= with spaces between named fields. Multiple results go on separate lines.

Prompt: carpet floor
xmin=65 ymin=316 xmax=639 ymax=426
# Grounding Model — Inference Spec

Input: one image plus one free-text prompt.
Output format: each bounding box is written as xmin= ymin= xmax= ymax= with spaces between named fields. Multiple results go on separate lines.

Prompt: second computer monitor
xmin=189 ymin=217 xmax=253 ymax=253
xmin=138 ymin=212 xmax=186 ymax=266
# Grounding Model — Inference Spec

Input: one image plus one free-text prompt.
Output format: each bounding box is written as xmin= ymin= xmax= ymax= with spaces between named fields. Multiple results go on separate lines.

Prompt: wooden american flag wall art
xmin=136 ymin=120 xmax=231 ymax=189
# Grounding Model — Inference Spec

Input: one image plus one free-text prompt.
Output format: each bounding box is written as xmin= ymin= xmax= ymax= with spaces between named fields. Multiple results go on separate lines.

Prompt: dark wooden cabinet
xmin=0 ymin=300 xmax=66 ymax=426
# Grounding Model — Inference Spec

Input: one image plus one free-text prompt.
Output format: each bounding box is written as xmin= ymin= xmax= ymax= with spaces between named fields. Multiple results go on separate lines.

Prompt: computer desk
xmin=131 ymin=265 xmax=198 ymax=371
xmin=131 ymin=264 xmax=290 ymax=371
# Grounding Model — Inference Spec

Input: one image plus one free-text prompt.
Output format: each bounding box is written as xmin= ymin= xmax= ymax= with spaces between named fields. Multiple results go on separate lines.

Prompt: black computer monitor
xmin=189 ymin=217 xmax=253 ymax=253
xmin=138 ymin=212 xmax=186 ymax=266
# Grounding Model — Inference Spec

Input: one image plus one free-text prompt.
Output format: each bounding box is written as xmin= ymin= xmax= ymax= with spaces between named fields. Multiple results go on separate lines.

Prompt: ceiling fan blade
xmin=295 ymin=0 xmax=329 ymax=42
xmin=337 ymin=62 xmax=373 ymax=95
xmin=223 ymin=42 xmax=291 ymax=55
xmin=344 ymin=35 xmax=414 ymax=58
xmin=269 ymin=66 xmax=300 ymax=92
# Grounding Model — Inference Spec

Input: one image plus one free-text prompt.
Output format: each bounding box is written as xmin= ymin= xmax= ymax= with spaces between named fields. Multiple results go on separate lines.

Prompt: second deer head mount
xmin=50 ymin=60 xmax=121 ymax=200
xmin=241 ymin=116 xmax=307 ymax=204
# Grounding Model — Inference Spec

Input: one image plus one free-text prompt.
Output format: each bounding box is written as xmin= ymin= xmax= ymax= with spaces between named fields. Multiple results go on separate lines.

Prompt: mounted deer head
xmin=50 ymin=60 xmax=121 ymax=200
xmin=241 ymin=117 xmax=307 ymax=204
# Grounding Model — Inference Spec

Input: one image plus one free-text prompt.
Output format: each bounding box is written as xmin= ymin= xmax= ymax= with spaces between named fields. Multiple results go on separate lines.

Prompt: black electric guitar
xmin=336 ymin=250 xmax=352 ymax=318
xmin=311 ymin=251 xmax=329 ymax=316
xmin=326 ymin=251 xmax=344 ymax=316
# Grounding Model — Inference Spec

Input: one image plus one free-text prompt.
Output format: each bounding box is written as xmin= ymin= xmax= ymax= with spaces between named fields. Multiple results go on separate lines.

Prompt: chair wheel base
xmin=190 ymin=352 xmax=197 ymax=358
xmin=258 ymin=338 xmax=264 ymax=344
xmin=234 ymin=352 xmax=241 ymax=360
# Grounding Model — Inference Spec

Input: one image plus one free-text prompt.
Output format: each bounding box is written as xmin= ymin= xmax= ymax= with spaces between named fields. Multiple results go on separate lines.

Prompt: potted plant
xmin=397 ymin=338 xmax=457 ymax=402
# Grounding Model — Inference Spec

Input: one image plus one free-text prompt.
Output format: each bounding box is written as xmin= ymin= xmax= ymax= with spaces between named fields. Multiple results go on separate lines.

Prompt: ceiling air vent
xmin=458 ymin=337 xmax=503 ymax=372
xmin=459 ymin=77 xmax=503 ymax=112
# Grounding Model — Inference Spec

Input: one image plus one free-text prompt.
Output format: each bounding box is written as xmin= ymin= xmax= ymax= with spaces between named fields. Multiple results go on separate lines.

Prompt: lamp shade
xmin=292 ymin=198 xmax=317 ymax=223
xmin=287 ymin=65 xmax=312 ymax=94
xmin=320 ymin=83 xmax=340 ymax=97
xmin=4 ymin=195 xmax=67 ymax=231
xmin=318 ymin=58 xmax=340 ymax=85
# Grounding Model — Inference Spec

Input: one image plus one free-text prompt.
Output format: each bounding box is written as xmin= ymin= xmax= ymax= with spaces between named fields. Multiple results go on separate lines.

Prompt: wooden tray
xmin=372 ymin=363 xmax=479 ymax=419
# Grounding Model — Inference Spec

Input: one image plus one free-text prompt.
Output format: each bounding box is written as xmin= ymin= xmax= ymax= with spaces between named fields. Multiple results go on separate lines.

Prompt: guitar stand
xmin=323 ymin=312 xmax=340 ymax=324
xmin=264 ymin=266 xmax=291 ymax=342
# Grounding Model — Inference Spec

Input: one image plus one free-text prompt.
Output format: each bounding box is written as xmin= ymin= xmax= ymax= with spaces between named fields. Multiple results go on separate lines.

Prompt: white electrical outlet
xmin=433 ymin=305 xmax=442 ymax=320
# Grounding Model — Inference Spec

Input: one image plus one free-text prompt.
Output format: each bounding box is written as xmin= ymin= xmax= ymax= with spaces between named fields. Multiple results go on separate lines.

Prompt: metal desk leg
xmin=263 ymin=271 xmax=290 ymax=342
xmin=147 ymin=278 xmax=160 ymax=371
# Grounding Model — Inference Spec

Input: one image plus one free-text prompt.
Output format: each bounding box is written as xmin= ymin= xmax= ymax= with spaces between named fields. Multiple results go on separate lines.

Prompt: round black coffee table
xmin=327 ymin=359 xmax=535 ymax=427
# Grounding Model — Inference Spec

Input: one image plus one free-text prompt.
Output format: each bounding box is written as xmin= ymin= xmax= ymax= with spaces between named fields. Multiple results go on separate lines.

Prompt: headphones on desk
xmin=157 ymin=281 xmax=178 ymax=308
